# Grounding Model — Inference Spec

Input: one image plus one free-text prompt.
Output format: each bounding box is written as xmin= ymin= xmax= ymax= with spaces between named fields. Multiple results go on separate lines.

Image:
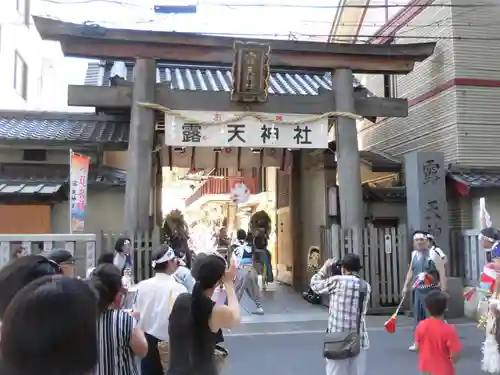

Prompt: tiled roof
xmin=0 ymin=111 xmax=129 ymax=145
xmin=0 ymin=164 xmax=127 ymax=187
xmin=0 ymin=182 xmax=63 ymax=196
xmin=449 ymin=167 xmax=500 ymax=188
xmin=85 ymin=61 xmax=375 ymax=97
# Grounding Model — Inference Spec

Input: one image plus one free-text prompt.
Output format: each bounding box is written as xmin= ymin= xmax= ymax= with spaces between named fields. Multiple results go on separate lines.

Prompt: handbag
xmin=323 ymin=279 xmax=367 ymax=360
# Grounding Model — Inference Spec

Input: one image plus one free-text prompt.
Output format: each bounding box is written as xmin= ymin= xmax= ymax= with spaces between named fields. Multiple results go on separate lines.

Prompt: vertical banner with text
xmin=69 ymin=151 xmax=90 ymax=233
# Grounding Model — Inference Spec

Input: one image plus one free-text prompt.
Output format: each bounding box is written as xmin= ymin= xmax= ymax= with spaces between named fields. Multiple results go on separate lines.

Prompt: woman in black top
xmin=168 ymin=255 xmax=240 ymax=375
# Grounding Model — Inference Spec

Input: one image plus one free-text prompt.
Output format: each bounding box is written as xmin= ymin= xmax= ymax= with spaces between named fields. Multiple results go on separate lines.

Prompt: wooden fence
xmin=449 ymin=229 xmax=486 ymax=286
xmin=320 ymin=224 xmax=408 ymax=314
xmin=99 ymin=228 xmax=161 ymax=282
xmin=319 ymin=225 xmax=488 ymax=311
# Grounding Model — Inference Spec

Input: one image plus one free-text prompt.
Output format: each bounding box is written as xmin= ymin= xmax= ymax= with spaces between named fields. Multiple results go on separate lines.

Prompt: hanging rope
xmin=137 ymin=101 xmax=363 ymax=126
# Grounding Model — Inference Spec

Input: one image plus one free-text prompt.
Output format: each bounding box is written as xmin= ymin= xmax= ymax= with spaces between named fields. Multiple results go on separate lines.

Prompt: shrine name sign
xmin=164 ymin=111 xmax=328 ymax=149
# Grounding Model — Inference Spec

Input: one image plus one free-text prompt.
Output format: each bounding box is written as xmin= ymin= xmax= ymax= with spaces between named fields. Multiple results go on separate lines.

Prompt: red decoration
xmin=275 ymin=115 xmax=283 ymax=121
xmin=384 ymin=314 xmax=397 ymax=334
xmin=214 ymin=113 xmax=221 ymax=121
xmin=224 ymin=148 xmax=232 ymax=154
xmin=463 ymin=287 xmax=476 ymax=302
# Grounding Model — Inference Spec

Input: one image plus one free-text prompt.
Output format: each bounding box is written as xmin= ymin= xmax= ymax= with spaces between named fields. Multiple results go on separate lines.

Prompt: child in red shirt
xmin=414 ymin=291 xmax=462 ymax=375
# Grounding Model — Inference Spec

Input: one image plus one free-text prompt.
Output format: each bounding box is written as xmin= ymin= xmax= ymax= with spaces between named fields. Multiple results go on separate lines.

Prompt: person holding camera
xmin=310 ymin=253 xmax=371 ymax=375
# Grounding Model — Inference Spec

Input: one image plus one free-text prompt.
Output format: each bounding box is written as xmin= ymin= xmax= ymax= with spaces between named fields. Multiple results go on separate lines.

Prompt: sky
xmin=30 ymin=0 xmax=408 ymax=111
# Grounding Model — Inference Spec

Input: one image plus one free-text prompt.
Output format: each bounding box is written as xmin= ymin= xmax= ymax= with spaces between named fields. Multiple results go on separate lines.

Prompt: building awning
xmin=448 ymin=166 xmax=500 ymax=196
xmin=0 ymin=182 xmax=63 ymax=196
xmin=0 ymin=110 xmax=129 ymax=147
xmin=0 ymin=164 xmax=127 ymax=189
xmin=86 ymin=61 xmax=375 ymax=97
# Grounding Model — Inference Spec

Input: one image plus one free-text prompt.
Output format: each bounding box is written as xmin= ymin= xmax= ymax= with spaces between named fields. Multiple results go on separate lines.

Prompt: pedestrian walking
xmin=310 ymin=253 xmax=371 ymax=375
xmin=231 ymin=229 xmax=264 ymax=314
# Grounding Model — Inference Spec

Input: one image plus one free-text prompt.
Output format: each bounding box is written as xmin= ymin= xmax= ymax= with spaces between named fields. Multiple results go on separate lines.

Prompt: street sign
xmin=230 ymin=182 xmax=250 ymax=205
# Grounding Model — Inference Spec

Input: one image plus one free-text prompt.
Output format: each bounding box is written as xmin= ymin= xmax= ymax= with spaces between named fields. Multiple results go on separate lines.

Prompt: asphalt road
xmin=220 ymin=321 xmax=483 ymax=375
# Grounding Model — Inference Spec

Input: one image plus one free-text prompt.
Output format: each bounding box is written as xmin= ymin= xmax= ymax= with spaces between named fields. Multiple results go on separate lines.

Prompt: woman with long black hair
xmin=168 ymin=255 xmax=240 ymax=375
xmin=89 ymin=264 xmax=148 ymax=375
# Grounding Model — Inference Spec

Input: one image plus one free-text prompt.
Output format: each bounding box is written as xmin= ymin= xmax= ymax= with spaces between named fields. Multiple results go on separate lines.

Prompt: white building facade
xmin=0 ymin=0 xmax=66 ymax=110
xmin=357 ymin=0 xmax=500 ymax=230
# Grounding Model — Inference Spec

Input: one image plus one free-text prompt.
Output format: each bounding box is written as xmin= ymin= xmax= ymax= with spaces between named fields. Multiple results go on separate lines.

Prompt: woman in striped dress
xmin=89 ymin=264 xmax=148 ymax=375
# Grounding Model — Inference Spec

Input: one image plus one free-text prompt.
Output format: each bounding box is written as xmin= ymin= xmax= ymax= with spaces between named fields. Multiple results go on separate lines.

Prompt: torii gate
xmin=34 ymin=16 xmax=435 ymax=287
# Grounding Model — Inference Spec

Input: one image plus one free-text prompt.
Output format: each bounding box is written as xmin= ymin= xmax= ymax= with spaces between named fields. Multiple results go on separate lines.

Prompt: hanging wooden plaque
xmin=231 ymin=41 xmax=271 ymax=103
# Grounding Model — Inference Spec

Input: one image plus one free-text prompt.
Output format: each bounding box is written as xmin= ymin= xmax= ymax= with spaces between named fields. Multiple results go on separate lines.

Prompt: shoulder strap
xmin=356 ymin=280 xmax=367 ymax=334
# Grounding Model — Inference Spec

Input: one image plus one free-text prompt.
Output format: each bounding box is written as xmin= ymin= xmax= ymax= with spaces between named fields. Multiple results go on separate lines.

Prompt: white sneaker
xmin=409 ymin=344 xmax=417 ymax=352
xmin=253 ymin=307 xmax=264 ymax=315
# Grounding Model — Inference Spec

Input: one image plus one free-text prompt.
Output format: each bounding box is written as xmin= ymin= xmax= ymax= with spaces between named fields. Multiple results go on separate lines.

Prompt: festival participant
xmin=134 ymin=245 xmax=187 ymax=375
xmin=253 ymin=234 xmax=273 ymax=290
xmin=478 ymin=227 xmax=500 ymax=373
xmin=403 ymin=231 xmax=444 ymax=352
xmin=164 ymin=209 xmax=193 ymax=269
xmin=114 ymin=237 xmax=133 ymax=274
xmin=232 ymin=229 xmax=264 ymax=315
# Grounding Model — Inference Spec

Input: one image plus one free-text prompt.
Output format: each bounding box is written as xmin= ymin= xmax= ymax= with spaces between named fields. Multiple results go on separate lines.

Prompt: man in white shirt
xmin=135 ymin=245 xmax=187 ymax=375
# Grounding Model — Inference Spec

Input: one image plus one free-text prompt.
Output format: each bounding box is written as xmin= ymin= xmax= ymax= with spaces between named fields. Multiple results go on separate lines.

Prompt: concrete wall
xmin=51 ymin=189 xmax=125 ymax=236
xmin=0 ymin=3 xmax=66 ymax=110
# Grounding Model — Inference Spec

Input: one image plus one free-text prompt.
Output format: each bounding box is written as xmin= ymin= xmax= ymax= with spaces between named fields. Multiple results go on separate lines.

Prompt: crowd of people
xmin=3 ymin=219 xmax=488 ymax=375
xmin=0 ymin=239 xmax=243 ymax=375
xmin=0 ymin=206 xmax=277 ymax=375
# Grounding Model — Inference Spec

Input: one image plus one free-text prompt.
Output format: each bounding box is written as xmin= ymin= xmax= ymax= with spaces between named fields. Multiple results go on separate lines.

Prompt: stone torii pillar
xmin=334 ymin=69 xmax=365 ymax=234
xmin=124 ymin=58 xmax=157 ymax=233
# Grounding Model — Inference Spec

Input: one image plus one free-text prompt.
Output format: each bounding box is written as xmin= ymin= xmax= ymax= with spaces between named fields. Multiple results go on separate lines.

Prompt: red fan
xmin=463 ymin=287 xmax=476 ymax=302
xmin=384 ymin=292 xmax=406 ymax=334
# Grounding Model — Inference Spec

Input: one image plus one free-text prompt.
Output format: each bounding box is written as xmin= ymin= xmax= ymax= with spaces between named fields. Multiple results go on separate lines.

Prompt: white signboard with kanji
xmin=164 ymin=111 xmax=328 ymax=149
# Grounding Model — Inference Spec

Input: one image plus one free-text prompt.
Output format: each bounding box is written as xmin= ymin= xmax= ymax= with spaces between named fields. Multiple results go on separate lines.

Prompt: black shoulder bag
xmin=323 ymin=280 xmax=367 ymax=360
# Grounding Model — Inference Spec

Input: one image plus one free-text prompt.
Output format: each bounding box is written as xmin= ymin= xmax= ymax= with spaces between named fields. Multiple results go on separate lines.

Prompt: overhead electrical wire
xmin=39 ymin=0 xmax=500 ymax=8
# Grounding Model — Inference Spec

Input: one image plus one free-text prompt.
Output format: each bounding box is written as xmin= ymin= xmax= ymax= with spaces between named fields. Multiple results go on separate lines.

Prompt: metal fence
xmin=0 ymin=234 xmax=97 ymax=277
xmin=320 ymin=224 xmax=408 ymax=313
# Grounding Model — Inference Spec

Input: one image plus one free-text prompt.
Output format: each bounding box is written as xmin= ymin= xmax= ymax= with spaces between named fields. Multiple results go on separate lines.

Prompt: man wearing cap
xmin=134 ymin=245 xmax=187 ymax=375
xmin=46 ymin=249 xmax=81 ymax=277
xmin=310 ymin=253 xmax=371 ymax=375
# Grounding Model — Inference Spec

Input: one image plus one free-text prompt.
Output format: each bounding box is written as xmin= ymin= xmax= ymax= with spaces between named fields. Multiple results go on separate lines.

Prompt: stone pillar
xmin=290 ymin=150 xmax=304 ymax=290
xmin=334 ymin=69 xmax=364 ymax=232
xmin=404 ymin=151 xmax=449 ymax=254
xmin=404 ymin=151 xmax=462 ymax=318
xmin=124 ymin=58 xmax=157 ymax=233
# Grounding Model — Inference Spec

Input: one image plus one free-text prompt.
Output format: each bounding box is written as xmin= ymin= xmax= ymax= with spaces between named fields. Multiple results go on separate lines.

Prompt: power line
xmin=39 ymin=0 xmax=500 ymax=8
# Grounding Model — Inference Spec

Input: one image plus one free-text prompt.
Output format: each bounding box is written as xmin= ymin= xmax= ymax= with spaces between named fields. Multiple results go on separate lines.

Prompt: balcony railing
xmin=185 ymin=177 xmax=258 ymax=207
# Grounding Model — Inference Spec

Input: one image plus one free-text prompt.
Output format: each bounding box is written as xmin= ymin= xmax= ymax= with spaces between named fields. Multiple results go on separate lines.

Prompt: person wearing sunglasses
xmin=46 ymin=249 xmax=82 ymax=277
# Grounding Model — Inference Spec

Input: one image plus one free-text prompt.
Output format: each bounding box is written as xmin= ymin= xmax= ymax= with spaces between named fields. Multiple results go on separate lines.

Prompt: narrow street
xmin=220 ymin=285 xmax=483 ymax=375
